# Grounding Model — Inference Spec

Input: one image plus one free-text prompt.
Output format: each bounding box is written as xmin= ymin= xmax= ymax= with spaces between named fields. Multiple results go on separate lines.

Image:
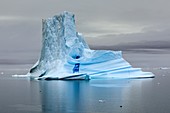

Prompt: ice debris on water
xmin=159 ymin=67 xmax=169 ymax=70
xmin=27 ymin=11 xmax=155 ymax=80
xmin=12 ymin=74 xmax=29 ymax=78
xmin=99 ymin=100 xmax=105 ymax=103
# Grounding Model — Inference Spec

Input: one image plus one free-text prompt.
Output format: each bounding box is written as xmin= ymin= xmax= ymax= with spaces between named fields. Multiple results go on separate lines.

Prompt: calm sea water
xmin=0 ymin=51 xmax=170 ymax=113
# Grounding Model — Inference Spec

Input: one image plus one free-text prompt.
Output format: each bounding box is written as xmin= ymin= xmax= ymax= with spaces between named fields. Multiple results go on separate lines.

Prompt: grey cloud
xmin=0 ymin=0 xmax=170 ymax=54
xmin=0 ymin=21 xmax=41 ymax=52
xmin=1 ymin=0 xmax=170 ymax=23
xmin=88 ymin=27 xmax=170 ymax=51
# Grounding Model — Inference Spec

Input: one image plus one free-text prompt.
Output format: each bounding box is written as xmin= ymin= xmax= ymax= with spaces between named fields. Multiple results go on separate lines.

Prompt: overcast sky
xmin=0 ymin=0 xmax=170 ymax=53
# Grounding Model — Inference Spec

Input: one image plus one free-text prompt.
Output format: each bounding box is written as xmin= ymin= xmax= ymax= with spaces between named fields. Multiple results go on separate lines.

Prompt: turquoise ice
xmin=28 ymin=11 xmax=154 ymax=80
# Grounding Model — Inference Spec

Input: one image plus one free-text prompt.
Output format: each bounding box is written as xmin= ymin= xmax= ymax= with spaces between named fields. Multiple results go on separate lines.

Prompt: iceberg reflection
xmin=39 ymin=79 xmax=150 ymax=113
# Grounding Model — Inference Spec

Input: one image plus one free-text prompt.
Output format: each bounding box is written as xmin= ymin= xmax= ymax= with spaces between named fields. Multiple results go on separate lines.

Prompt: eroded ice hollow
xmin=28 ymin=11 xmax=154 ymax=80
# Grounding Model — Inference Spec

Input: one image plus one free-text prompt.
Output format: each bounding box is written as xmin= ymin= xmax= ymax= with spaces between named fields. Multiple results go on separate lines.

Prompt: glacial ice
xmin=28 ymin=11 xmax=154 ymax=80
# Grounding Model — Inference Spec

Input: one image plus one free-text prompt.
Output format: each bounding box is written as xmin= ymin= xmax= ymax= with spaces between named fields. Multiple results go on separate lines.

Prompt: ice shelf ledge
xmin=27 ymin=11 xmax=154 ymax=80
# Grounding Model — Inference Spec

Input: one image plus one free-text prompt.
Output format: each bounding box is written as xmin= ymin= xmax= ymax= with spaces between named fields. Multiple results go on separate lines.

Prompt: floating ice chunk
xmin=159 ymin=67 xmax=169 ymax=70
xmin=28 ymin=11 xmax=154 ymax=80
xmin=12 ymin=74 xmax=29 ymax=78
xmin=99 ymin=100 xmax=105 ymax=103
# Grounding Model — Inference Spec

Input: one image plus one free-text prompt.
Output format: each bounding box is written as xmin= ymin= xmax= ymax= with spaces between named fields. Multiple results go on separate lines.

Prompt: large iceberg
xmin=28 ymin=11 xmax=154 ymax=80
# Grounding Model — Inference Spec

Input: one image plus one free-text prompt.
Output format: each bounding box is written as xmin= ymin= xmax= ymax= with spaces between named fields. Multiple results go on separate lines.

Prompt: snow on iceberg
xmin=28 ymin=11 xmax=154 ymax=80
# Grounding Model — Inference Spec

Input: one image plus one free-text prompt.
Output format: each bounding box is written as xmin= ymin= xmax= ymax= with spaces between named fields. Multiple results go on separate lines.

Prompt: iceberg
xmin=28 ymin=11 xmax=154 ymax=80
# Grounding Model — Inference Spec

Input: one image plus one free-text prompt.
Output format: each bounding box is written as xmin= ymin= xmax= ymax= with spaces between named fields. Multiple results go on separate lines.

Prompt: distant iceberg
xmin=28 ymin=11 xmax=154 ymax=80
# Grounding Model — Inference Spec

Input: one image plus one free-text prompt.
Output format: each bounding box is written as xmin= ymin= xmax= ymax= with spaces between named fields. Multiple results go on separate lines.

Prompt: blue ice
xmin=28 ymin=11 xmax=154 ymax=80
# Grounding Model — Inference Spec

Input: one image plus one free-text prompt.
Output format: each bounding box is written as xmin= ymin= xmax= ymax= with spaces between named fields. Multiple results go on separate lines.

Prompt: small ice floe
xmin=159 ymin=67 xmax=169 ymax=70
xmin=157 ymin=82 xmax=160 ymax=85
xmin=153 ymin=67 xmax=170 ymax=70
xmin=12 ymin=74 xmax=29 ymax=78
xmin=162 ymin=75 xmax=165 ymax=77
xmin=98 ymin=100 xmax=105 ymax=103
xmin=1 ymin=72 xmax=4 ymax=75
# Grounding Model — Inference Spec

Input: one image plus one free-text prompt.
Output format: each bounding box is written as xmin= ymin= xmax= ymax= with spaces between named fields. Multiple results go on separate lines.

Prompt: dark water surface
xmin=0 ymin=52 xmax=170 ymax=113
